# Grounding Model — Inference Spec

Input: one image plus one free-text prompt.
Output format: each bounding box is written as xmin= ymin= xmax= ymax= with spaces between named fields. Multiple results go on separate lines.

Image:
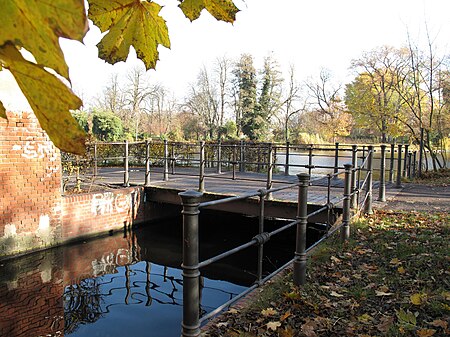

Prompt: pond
xmin=0 ymin=210 xmax=319 ymax=337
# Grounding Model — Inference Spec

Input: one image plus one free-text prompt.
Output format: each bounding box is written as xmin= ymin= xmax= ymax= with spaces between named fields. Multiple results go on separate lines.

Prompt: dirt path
xmin=383 ymin=183 xmax=450 ymax=212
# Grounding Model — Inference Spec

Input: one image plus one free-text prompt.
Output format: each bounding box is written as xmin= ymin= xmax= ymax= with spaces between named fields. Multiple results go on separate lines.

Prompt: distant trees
xmin=345 ymin=39 xmax=449 ymax=169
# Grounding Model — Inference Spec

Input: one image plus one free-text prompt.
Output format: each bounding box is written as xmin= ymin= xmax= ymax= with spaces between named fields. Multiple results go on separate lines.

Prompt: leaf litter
xmin=204 ymin=210 xmax=449 ymax=336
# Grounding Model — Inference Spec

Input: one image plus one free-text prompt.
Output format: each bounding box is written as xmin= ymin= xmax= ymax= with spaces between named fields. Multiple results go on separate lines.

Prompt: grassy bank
xmin=205 ymin=210 xmax=449 ymax=337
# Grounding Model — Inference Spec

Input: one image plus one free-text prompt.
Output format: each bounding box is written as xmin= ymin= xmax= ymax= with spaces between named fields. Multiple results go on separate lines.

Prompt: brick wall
xmin=0 ymin=112 xmax=62 ymax=256
xmin=62 ymin=187 xmax=145 ymax=240
xmin=1 ymin=111 xmax=175 ymax=259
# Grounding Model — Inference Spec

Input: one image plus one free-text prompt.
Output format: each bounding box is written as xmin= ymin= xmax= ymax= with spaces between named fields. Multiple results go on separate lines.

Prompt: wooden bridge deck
xmin=92 ymin=167 xmax=400 ymax=208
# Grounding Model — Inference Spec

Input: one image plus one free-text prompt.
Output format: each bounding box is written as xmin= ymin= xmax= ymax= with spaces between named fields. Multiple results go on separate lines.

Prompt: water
xmin=0 ymin=211 xmax=308 ymax=337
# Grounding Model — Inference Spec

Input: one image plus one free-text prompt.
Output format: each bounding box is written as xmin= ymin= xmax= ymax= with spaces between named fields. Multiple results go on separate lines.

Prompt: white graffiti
xmin=11 ymin=137 xmax=60 ymax=177
xmin=91 ymin=192 xmax=131 ymax=215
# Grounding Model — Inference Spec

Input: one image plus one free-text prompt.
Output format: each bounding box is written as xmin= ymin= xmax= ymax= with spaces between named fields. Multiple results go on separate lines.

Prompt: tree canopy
xmin=0 ymin=0 xmax=239 ymax=154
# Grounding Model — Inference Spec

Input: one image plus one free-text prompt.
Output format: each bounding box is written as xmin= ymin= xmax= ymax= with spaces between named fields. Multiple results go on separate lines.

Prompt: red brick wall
xmin=0 ymin=112 xmax=62 ymax=256
xmin=62 ymin=187 xmax=145 ymax=240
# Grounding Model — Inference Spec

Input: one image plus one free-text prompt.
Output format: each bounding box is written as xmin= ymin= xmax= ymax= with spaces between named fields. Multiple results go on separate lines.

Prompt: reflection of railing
xmin=178 ymin=148 xmax=375 ymax=336
xmin=62 ymin=140 xmax=416 ymax=197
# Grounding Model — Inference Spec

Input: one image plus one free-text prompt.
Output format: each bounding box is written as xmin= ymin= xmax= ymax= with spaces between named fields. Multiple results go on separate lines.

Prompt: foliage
xmin=0 ymin=0 xmax=239 ymax=154
xmin=91 ymin=110 xmax=124 ymax=141
xmin=72 ymin=110 xmax=90 ymax=133
xmin=207 ymin=210 xmax=450 ymax=337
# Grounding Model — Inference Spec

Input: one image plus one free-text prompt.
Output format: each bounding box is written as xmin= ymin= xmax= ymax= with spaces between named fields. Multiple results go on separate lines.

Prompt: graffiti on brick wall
xmin=91 ymin=192 xmax=131 ymax=215
xmin=12 ymin=137 xmax=59 ymax=177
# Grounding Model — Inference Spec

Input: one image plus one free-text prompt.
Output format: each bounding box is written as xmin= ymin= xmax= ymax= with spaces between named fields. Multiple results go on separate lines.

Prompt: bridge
xmin=63 ymin=140 xmax=409 ymax=337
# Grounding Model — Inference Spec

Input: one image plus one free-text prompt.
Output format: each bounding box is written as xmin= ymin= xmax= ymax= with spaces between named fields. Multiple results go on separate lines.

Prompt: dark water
xmin=0 ymin=211 xmax=322 ymax=337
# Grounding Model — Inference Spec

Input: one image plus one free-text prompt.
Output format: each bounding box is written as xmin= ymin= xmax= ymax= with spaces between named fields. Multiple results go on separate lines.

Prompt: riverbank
xmin=204 ymin=171 xmax=450 ymax=336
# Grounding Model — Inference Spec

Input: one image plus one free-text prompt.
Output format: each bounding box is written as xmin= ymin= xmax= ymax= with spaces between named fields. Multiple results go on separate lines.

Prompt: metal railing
xmin=177 ymin=146 xmax=375 ymax=337
xmin=61 ymin=140 xmax=410 ymax=202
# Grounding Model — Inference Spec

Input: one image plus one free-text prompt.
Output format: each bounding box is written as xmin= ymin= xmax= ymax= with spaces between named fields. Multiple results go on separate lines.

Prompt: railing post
xmin=163 ymin=140 xmax=169 ymax=181
xmin=402 ymin=144 xmax=409 ymax=177
xmin=395 ymin=144 xmax=403 ymax=188
xmin=418 ymin=127 xmax=424 ymax=177
xmin=124 ymin=140 xmax=129 ymax=187
xmin=412 ymin=151 xmax=417 ymax=178
xmin=240 ymin=140 xmax=245 ymax=172
xmin=216 ymin=141 xmax=222 ymax=174
xmin=266 ymin=143 xmax=273 ymax=200
xmin=389 ymin=143 xmax=395 ymax=183
xmin=350 ymin=145 xmax=358 ymax=209
xmin=199 ymin=141 xmax=205 ymax=192
xmin=342 ymin=164 xmax=352 ymax=241
xmin=171 ymin=142 xmax=176 ymax=174
xmin=294 ymin=173 xmax=309 ymax=286
xmin=93 ymin=142 xmax=98 ymax=176
xmin=378 ymin=144 xmax=386 ymax=202
xmin=364 ymin=146 xmax=373 ymax=214
xmin=257 ymin=190 xmax=266 ymax=284
xmin=407 ymin=152 xmax=412 ymax=179
xmin=308 ymin=144 xmax=313 ymax=179
xmin=145 ymin=140 xmax=150 ymax=186
xmin=285 ymin=141 xmax=290 ymax=176
xmin=179 ymin=190 xmax=203 ymax=337
xmin=333 ymin=142 xmax=339 ymax=177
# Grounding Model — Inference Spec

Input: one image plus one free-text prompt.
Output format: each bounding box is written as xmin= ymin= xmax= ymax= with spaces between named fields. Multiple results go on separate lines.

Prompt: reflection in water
xmin=3 ymin=212 xmax=294 ymax=337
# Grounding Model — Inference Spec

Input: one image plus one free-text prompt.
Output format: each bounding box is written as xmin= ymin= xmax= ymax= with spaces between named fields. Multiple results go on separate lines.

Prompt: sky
xmin=1 ymin=0 xmax=450 ymax=111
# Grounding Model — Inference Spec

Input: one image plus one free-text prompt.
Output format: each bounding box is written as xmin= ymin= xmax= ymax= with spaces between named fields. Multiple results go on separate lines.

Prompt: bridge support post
xmin=294 ymin=173 xmax=309 ymax=286
xmin=240 ymin=140 xmax=245 ymax=172
xmin=364 ymin=146 xmax=373 ymax=214
xmin=333 ymin=142 xmax=339 ymax=178
xmin=266 ymin=143 xmax=273 ymax=200
xmin=285 ymin=141 xmax=290 ymax=176
xmin=179 ymin=190 xmax=203 ymax=337
xmin=350 ymin=145 xmax=358 ymax=209
xmin=342 ymin=164 xmax=352 ymax=241
xmin=216 ymin=141 xmax=222 ymax=174
xmin=378 ymin=144 xmax=386 ymax=202
xmin=145 ymin=140 xmax=150 ymax=186
xmin=389 ymin=143 xmax=395 ymax=183
xmin=163 ymin=140 xmax=169 ymax=181
xmin=395 ymin=144 xmax=403 ymax=188
xmin=124 ymin=140 xmax=129 ymax=187
xmin=199 ymin=141 xmax=205 ymax=193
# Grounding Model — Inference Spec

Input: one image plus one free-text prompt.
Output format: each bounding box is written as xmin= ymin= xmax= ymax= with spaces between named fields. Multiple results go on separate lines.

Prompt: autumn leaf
xmin=0 ymin=100 xmax=6 ymax=119
xmin=410 ymin=293 xmax=427 ymax=306
xmin=430 ymin=319 xmax=448 ymax=329
xmin=390 ymin=258 xmax=401 ymax=265
xmin=330 ymin=291 xmax=344 ymax=297
xmin=261 ymin=307 xmax=277 ymax=317
xmin=398 ymin=266 xmax=406 ymax=274
xmin=0 ymin=44 xmax=86 ymax=154
xmin=88 ymin=0 xmax=170 ymax=70
xmin=375 ymin=290 xmax=394 ymax=296
xmin=266 ymin=321 xmax=281 ymax=331
xmin=179 ymin=0 xmax=239 ymax=23
xmin=0 ymin=0 xmax=87 ymax=80
xmin=417 ymin=328 xmax=436 ymax=337
xmin=280 ymin=311 xmax=292 ymax=321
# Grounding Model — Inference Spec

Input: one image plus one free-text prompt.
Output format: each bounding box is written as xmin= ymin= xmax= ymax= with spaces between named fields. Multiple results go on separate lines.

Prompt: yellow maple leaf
xmin=398 ymin=266 xmax=406 ymax=274
xmin=89 ymin=0 xmax=170 ymax=70
xmin=0 ymin=44 xmax=86 ymax=154
xmin=0 ymin=100 xmax=6 ymax=119
xmin=410 ymin=293 xmax=427 ymax=306
xmin=179 ymin=0 xmax=239 ymax=23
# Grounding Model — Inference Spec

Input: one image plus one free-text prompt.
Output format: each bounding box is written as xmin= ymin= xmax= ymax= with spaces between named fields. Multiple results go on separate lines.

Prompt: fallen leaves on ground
xmin=205 ymin=210 xmax=449 ymax=336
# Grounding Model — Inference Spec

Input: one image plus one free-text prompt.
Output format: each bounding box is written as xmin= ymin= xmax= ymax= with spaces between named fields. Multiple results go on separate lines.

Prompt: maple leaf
xmin=179 ymin=0 xmax=239 ymax=23
xmin=430 ymin=319 xmax=448 ymax=329
xmin=410 ymin=293 xmax=427 ymax=306
xmin=417 ymin=328 xmax=436 ymax=337
xmin=261 ymin=307 xmax=277 ymax=317
xmin=0 ymin=0 xmax=87 ymax=80
xmin=0 ymin=44 xmax=86 ymax=154
xmin=89 ymin=0 xmax=170 ymax=70
xmin=266 ymin=321 xmax=281 ymax=331
xmin=0 ymin=100 xmax=6 ymax=119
